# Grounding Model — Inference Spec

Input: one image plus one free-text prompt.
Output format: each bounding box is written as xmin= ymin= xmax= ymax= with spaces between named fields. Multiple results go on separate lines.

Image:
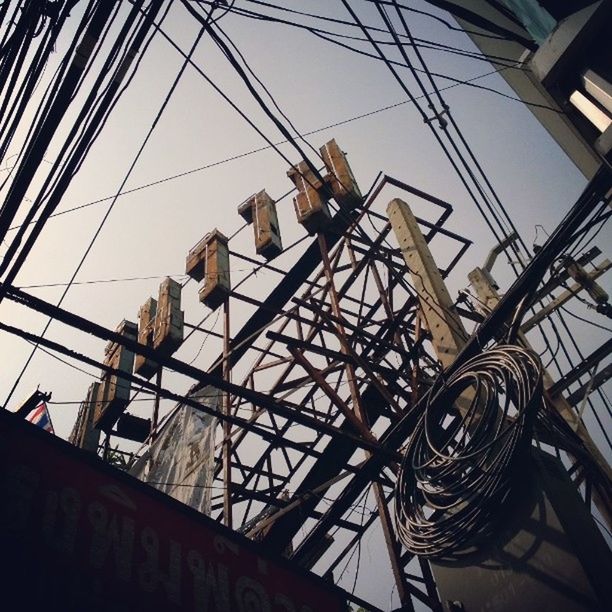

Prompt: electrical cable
xmin=0 ymin=1 xmax=158 ymax=282
xmin=0 ymin=1 xmax=121 ymax=248
xmin=343 ymin=0 xmax=511 ymax=254
xmin=5 ymin=61 xmax=525 ymax=236
xmin=220 ymin=3 xmax=528 ymax=69
xmin=559 ymin=305 xmax=612 ymax=334
xmin=17 ymin=273 xmax=189 ymax=290
xmin=394 ymin=344 xmax=543 ymax=557
xmin=25 ymin=338 xmax=101 ymax=380
xmin=3 ymin=0 xmax=202 ymax=406
xmin=198 ymin=0 xmax=522 ymax=51
xmin=193 ymin=0 xmax=577 ymax=411
xmin=189 ymin=0 xmax=474 ymax=273
xmin=562 ymin=201 xmax=610 ymax=261
xmin=382 ymin=1 xmax=525 ymax=261
xmin=0 ymin=2 xmax=70 ymax=165
xmin=380 ymin=0 xmax=601 ymax=391
xmin=183 ymin=0 xmax=372 ymax=236
xmin=368 ymin=0 xmax=537 ymax=49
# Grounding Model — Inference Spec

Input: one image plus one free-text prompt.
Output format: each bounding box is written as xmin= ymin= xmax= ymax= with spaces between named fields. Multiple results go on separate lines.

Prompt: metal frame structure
xmin=184 ymin=173 xmax=473 ymax=609
xmin=1 ymin=3 xmax=610 ymax=609
xmin=13 ymin=167 xmax=610 ymax=611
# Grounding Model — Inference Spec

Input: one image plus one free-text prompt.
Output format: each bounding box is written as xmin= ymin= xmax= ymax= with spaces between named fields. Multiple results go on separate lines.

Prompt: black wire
xmin=181 ymin=0 xmax=332 ymax=196
xmin=212 ymin=18 xmax=323 ymax=165
xmin=1 ymin=0 xmax=153 ymax=283
xmin=182 ymin=0 xmax=390 ymax=262
xmin=0 ymin=0 xmax=130 ymax=277
xmin=17 ymin=273 xmax=187 ymax=290
xmin=559 ymin=305 xmax=612 ymax=334
xmin=201 ymin=0 xmax=518 ymax=50
xmin=0 ymin=2 xmax=71 ymax=164
xmin=0 ymin=1 xmax=120 ymax=246
xmin=387 ymin=0 xmax=527 ymax=263
xmin=302 ymin=26 xmax=555 ymax=110
xmin=217 ymin=1 xmax=527 ymax=68
xmin=4 ymin=1 xmax=201 ymax=406
xmin=24 ymin=338 xmax=100 ymax=379
xmin=6 ymin=62 xmax=518 ymax=235
xmin=344 ymin=0 xmax=513 ymax=255
xmin=379 ymin=0 xmax=587 ymax=387
xmin=563 ymin=201 xmax=610 ymax=260
xmin=395 ymin=345 xmax=543 ymax=557
xmin=368 ymin=0 xmax=536 ymax=48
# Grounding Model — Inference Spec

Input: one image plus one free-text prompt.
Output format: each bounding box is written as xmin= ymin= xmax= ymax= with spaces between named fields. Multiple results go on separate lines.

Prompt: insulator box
xmin=238 ymin=190 xmax=283 ymax=260
xmin=154 ymin=277 xmax=184 ymax=355
xmin=134 ymin=297 xmax=158 ymax=379
xmin=287 ymin=160 xmax=330 ymax=235
xmin=94 ymin=320 xmax=138 ymax=431
xmin=189 ymin=229 xmax=231 ymax=310
xmin=320 ymin=139 xmax=362 ymax=209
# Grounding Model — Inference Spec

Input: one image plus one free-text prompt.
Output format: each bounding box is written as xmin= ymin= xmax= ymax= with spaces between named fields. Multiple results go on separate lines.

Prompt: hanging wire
xmin=394 ymin=344 xmax=543 ymax=557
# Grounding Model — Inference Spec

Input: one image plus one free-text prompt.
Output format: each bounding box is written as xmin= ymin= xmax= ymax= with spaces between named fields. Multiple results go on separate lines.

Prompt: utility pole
xmin=468 ymin=255 xmax=611 ymax=526
xmin=388 ymin=191 xmax=612 ymax=610
xmin=387 ymin=198 xmax=475 ymax=417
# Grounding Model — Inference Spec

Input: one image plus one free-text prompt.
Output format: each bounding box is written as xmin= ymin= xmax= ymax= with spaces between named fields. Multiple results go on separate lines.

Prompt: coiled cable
xmin=394 ymin=345 xmax=543 ymax=558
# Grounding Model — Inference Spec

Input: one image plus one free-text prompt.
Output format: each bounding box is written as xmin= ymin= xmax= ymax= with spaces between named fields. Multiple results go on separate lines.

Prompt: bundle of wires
xmin=394 ymin=345 xmax=543 ymax=558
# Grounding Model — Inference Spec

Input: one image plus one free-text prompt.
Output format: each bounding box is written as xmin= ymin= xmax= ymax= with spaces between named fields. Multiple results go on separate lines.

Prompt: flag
xmin=26 ymin=402 xmax=54 ymax=434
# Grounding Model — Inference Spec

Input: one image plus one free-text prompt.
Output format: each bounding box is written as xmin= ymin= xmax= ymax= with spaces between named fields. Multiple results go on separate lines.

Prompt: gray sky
xmin=0 ymin=2 xmax=609 ymax=608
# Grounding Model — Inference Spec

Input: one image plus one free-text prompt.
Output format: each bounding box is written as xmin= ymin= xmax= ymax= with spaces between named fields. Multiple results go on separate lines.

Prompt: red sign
xmin=0 ymin=410 xmax=347 ymax=611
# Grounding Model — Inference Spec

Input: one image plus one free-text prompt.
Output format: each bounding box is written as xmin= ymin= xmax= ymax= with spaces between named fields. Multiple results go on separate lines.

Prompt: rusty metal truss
xmin=181 ymin=174 xmax=472 ymax=610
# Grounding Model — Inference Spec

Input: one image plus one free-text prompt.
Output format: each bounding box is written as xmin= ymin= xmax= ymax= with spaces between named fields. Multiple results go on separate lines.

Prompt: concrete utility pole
xmin=387 ymin=199 xmax=470 ymax=365
xmin=387 ymin=198 xmax=474 ymax=417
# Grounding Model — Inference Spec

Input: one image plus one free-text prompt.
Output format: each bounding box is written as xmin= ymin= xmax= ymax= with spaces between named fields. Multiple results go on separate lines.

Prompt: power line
xmin=17 ymin=273 xmax=188 ymax=289
xmin=0 ymin=1 xmax=121 ymax=250
xmin=560 ymin=305 xmax=612 ymax=334
xmin=362 ymin=0 xmax=583 ymax=390
xmin=4 ymin=3 xmax=209 ymax=406
xmin=6 ymin=61 xmax=530 ymax=236
xmin=24 ymin=338 xmax=100 ymax=380
xmin=195 ymin=0 xmax=559 ymax=106
xmin=202 ymin=0 xmax=521 ymax=46
xmin=218 ymin=0 xmax=527 ymax=67
xmin=0 ymin=2 xmax=167 ymax=286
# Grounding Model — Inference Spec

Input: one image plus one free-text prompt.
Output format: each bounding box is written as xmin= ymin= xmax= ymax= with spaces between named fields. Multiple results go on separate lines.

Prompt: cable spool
xmin=394 ymin=345 xmax=543 ymax=558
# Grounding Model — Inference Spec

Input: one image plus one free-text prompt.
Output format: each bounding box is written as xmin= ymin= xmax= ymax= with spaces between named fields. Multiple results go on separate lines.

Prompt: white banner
xmin=131 ymin=386 xmax=219 ymax=515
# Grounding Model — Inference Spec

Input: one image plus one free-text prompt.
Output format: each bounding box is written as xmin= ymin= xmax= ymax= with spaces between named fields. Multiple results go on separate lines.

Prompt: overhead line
xmin=2 ymin=1 xmax=193 ymax=406
xmin=6 ymin=66 xmax=520 ymax=234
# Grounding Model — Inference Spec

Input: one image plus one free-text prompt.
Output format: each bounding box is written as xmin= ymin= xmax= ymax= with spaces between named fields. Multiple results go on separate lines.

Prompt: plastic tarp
xmin=130 ymin=386 xmax=218 ymax=515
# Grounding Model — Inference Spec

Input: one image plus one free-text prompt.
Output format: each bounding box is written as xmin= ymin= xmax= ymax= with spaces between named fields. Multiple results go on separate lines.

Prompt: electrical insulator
xmin=238 ymin=189 xmax=283 ymax=260
xmin=154 ymin=277 xmax=184 ymax=354
xmin=287 ymin=159 xmax=331 ymax=235
xmin=186 ymin=229 xmax=231 ymax=309
xmin=320 ymin=139 xmax=362 ymax=209
xmin=566 ymin=258 xmax=610 ymax=304
xmin=94 ymin=320 xmax=138 ymax=431
xmin=134 ymin=297 xmax=158 ymax=379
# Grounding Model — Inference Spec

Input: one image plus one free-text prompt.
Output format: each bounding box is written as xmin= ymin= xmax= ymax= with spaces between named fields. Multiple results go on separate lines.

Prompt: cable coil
xmin=395 ymin=345 xmax=543 ymax=558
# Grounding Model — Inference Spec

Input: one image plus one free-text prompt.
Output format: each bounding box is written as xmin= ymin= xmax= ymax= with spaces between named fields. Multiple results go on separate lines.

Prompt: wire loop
xmin=395 ymin=344 xmax=543 ymax=558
